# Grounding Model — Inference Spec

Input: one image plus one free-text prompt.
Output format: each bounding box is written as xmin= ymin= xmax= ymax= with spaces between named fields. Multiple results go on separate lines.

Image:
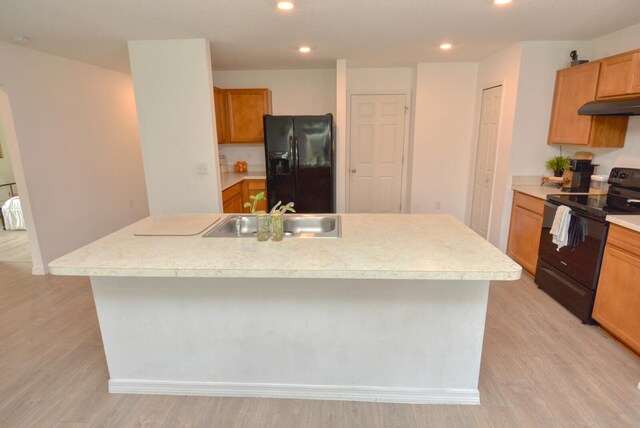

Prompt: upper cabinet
xmin=213 ymin=87 xmax=229 ymax=144
xmin=596 ymin=50 xmax=640 ymax=99
xmin=547 ymin=61 xmax=628 ymax=147
xmin=213 ymin=87 xmax=272 ymax=144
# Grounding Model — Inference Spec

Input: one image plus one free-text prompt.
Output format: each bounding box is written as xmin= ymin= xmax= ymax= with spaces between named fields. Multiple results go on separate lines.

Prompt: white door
xmin=470 ymin=85 xmax=503 ymax=238
xmin=349 ymin=94 xmax=406 ymax=213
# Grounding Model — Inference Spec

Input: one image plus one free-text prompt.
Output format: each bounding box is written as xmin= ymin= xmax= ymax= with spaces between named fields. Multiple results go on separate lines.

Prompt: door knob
xmin=351 ymin=169 xmax=357 ymax=173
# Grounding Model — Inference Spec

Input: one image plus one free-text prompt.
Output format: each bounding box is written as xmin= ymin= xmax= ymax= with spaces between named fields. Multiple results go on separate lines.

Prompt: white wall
xmin=129 ymin=39 xmax=221 ymax=214
xmin=0 ymin=41 xmax=149 ymax=273
xmin=470 ymin=43 xmax=523 ymax=248
xmin=346 ymin=68 xmax=415 ymax=212
xmin=213 ymin=69 xmax=336 ymax=171
xmin=0 ymin=115 xmax=16 ymax=201
xmin=335 ymin=60 xmax=348 ymax=212
xmin=410 ymin=63 xmax=478 ymax=221
xmin=495 ymin=41 xmax=592 ymax=250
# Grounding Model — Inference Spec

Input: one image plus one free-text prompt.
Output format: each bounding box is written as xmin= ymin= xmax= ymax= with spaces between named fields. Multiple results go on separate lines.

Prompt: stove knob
xmin=611 ymin=169 xmax=619 ymax=178
xmin=620 ymin=172 xmax=628 ymax=179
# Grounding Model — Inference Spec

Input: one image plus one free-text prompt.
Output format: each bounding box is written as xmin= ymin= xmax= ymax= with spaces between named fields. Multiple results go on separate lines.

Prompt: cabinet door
xmin=548 ymin=62 xmax=628 ymax=147
xmin=548 ymin=62 xmax=600 ymax=146
xmin=213 ymin=87 xmax=229 ymax=144
xmin=222 ymin=183 xmax=243 ymax=213
xmin=630 ymin=52 xmax=640 ymax=93
xmin=242 ymin=179 xmax=267 ymax=213
xmin=226 ymin=89 xmax=273 ymax=143
xmin=596 ymin=51 xmax=640 ymax=98
xmin=593 ymin=244 xmax=640 ymax=355
xmin=507 ymin=193 xmax=543 ymax=275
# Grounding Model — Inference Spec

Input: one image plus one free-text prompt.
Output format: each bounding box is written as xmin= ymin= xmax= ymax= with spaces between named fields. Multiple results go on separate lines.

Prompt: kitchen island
xmin=49 ymin=214 xmax=521 ymax=404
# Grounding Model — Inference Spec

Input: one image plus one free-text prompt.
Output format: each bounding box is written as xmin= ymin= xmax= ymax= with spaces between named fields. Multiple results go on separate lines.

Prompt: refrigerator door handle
xmin=294 ymin=136 xmax=299 ymax=191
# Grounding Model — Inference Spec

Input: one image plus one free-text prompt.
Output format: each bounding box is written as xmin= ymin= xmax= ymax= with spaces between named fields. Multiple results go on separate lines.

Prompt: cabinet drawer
xmin=606 ymin=224 xmax=640 ymax=257
xmin=245 ymin=179 xmax=265 ymax=191
xmin=222 ymin=182 xmax=242 ymax=202
xmin=513 ymin=191 xmax=544 ymax=216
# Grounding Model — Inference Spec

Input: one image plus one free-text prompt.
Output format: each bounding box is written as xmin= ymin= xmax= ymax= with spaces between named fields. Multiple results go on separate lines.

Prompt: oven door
xmin=537 ymin=201 xmax=608 ymax=290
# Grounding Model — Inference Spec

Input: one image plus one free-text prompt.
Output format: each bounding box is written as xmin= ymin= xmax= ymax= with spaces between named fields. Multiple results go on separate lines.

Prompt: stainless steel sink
xmin=203 ymin=214 xmax=341 ymax=238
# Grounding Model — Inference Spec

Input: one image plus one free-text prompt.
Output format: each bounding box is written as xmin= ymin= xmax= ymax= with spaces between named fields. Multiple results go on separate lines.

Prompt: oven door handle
xmin=628 ymin=198 xmax=640 ymax=205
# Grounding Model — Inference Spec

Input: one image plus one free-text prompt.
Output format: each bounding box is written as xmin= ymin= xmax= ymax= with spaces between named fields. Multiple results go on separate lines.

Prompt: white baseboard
xmin=108 ymin=379 xmax=480 ymax=405
xmin=32 ymin=265 xmax=47 ymax=275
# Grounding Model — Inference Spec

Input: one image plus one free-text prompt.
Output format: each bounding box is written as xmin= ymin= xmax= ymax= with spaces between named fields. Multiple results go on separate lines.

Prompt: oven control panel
xmin=609 ymin=167 xmax=640 ymax=188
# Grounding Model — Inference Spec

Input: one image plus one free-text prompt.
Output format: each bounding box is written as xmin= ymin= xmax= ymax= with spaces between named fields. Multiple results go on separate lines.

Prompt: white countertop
xmin=220 ymin=171 xmax=266 ymax=191
xmin=49 ymin=213 xmax=522 ymax=281
xmin=606 ymin=215 xmax=640 ymax=233
xmin=512 ymin=185 xmax=589 ymax=200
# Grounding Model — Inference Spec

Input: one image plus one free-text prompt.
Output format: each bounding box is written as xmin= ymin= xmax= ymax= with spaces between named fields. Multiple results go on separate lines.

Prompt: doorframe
xmin=465 ymin=80 xmax=506 ymax=239
xmin=346 ymin=89 xmax=412 ymax=213
xmin=0 ymin=87 xmax=44 ymax=274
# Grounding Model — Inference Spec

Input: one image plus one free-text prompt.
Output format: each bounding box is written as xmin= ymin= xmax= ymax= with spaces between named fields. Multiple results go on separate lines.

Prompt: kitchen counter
xmin=606 ymin=215 xmax=640 ymax=233
xmin=512 ymin=184 xmax=589 ymax=200
xmin=49 ymin=214 xmax=521 ymax=280
xmin=49 ymin=213 xmax=521 ymax=405
xmin=220 ymin=171 xmax=266 ymax=191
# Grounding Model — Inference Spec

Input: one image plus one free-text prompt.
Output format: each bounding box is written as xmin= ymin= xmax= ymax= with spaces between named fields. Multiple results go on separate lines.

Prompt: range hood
xmin=578 ymin=97 xmax=640 ymax=116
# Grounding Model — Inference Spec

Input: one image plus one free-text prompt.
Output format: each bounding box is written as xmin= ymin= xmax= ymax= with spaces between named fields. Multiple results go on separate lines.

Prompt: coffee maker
xmin=562 ymin=159 xmax=596 ymax=192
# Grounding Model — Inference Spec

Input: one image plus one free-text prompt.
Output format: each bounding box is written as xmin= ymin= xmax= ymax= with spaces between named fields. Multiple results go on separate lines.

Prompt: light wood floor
xmin=1 ymin=263 xmax=639 ymax=427
xmin=0 ymin=228 xmax=31 ymax=263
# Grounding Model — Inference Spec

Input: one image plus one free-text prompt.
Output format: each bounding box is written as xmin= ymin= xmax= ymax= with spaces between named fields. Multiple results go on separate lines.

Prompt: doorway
xmin=348 ymin=94 xmax=406 ymax=213
xmin=0 ymin=92 xmax=32 ymax=264
xmin=470 ymin=85 xmax=503 ymax=238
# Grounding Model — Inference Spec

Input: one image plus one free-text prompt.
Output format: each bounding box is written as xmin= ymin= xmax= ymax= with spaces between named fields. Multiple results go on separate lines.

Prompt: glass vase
xmin=271 ymin=212 xmax=283 ymax=241
xmin=256 ymin=213 xmax=270 ymax=241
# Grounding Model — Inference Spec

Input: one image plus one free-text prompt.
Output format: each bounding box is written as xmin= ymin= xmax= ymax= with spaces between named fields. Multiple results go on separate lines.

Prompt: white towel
xmin=550 ymin=205 xmax=571 ymax=251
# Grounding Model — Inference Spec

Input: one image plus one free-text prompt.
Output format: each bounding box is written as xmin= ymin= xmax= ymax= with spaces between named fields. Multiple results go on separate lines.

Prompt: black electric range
xmin=535 ymin=167 xmax=640 ymax=324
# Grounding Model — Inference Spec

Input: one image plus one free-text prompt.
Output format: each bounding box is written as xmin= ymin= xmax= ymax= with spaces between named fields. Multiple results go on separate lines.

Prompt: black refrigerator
xmin=263 ymin=114 xmax=335 ymax=213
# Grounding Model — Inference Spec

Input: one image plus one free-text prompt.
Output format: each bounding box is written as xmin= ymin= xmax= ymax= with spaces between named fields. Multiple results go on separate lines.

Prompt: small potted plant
xmin=244 ymin=192 xmax=270 ymax=241
xmin=546 ymin=156 xmax=570 ymax=177
xmin=270 ymin=202 xmax=295 ymax=242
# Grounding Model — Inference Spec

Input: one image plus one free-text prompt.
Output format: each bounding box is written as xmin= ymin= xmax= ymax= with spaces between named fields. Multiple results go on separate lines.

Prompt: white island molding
xmin=50 ymin=214 xmax=521 ymax=405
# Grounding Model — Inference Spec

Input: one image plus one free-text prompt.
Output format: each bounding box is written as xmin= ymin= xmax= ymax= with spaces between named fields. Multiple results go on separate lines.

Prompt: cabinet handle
xmin=351 ymin=169 xmax=357 ymax=173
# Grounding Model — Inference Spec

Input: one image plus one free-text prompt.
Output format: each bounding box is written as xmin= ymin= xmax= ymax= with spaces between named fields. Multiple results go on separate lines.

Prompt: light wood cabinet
xmin=222 ymin=179 xmax=267 ymax=214
xmin=593 ymin=224 xmax=640 ymax=356
xmin=507 ymin=191 xmax=544 ymax=275
xmin=224 ymin=89 xmax=272 ymax=144
xmin=222 ymin=182 xmax=243 ymax=213
xmin=213 ymin=87 xmax=229 ymax=144
xmin=596 ymin=50 xmax=640 ymax=99
xmin=242 ymin=179 xmax=267 ymax=213
xmin=547 ymin=61 xmax=628 ymax=148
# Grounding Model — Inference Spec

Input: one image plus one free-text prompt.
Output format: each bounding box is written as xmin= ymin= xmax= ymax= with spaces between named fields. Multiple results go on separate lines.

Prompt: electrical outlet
xmin=196 ymin=163 xmax=209 ymax=175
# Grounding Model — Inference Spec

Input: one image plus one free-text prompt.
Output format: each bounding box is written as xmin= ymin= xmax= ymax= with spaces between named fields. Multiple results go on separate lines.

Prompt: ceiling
xmin=1 ymin=0 xmax=640 ymax=74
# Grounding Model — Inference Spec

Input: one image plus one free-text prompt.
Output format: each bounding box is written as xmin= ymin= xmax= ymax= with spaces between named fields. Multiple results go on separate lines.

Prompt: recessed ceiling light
xmin=494 ymin=0 xmax=512 ymax=4
xmin=440 ymin=43 xmax=452 ymax=50
xmin=277 ymin=1 xmax=295 ymax=10
xmin=11 ymin=35 xmax=30 ymax=42
xmin=299 ymin=46 xmax=311 ymax=53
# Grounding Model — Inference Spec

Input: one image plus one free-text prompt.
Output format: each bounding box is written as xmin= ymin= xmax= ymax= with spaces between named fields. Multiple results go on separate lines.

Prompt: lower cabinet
xmin=507 ymin=191 xmax=544 ymax=275
xmin=593 ymin=224 xmax=640 ymax=355
xmin=222 ymin=179 xmax=267 ymax=214
xmin=222 ymin=182 xmax=243 ymax=213
xmin=242 ymin=179 xmax=267 ymax=213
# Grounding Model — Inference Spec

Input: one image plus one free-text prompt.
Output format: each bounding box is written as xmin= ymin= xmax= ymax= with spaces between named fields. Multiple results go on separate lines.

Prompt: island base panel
xmin=91 ymin=276 xmax=490 ymax=404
